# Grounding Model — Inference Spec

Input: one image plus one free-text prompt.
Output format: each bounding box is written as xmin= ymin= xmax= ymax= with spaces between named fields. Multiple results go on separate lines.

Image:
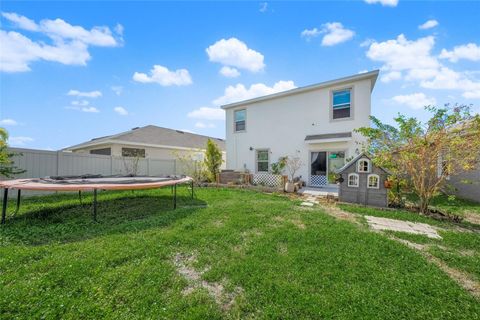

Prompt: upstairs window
xmin=357 ymin=159 xmax=370 ymax=173
xmin=122 ymin=147 xmax=145 ymax=158
xmin=367 ymin=174 xmax=380 ymax=189
xmin=332 ymin=89 xmax=351 ymax=119
xmin=256 ymin=150 xmax=269 ymax=172
xmin=234 ymin=109 xmax=246 ymax=132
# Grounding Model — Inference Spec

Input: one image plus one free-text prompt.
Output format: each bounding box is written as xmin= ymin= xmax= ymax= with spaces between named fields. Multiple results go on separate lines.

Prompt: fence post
xmin=147 ymin=158 xmax=151 ymax=176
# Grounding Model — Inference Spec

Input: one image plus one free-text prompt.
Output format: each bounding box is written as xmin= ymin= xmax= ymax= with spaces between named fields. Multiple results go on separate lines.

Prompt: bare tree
xmin=285 ymin=155 xmax=303 ymax=182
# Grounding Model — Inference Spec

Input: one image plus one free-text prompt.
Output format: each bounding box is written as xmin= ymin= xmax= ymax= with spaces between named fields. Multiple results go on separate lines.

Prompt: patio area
xmin=298 ymin=185 xmax=339 ymax=197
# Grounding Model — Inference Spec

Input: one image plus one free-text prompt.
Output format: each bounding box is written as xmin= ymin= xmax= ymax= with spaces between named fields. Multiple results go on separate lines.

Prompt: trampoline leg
xmin=173 ymin=184 xmax=177 ymax=210
xmin=79 ymin=191 xmax=83 ymax=205
xmin=93 ymin=189 xmax=97 ymax=221
xmin=1 ymin=188 xmax=8 ymax=225
xmin=15 ymin=189 xmax=21 ymax=215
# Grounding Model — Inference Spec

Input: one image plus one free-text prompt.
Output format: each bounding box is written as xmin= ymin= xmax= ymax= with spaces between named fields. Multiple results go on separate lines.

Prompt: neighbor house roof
xmin=221 ymin=70 xmax=379 ymax=110
xmin=64 ymin=125 xmax=225 ymax=152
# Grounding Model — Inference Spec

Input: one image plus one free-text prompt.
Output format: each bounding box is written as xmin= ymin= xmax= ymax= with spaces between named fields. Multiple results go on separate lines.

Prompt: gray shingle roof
xmin=65 ymin=125 xmax=225 ymax=151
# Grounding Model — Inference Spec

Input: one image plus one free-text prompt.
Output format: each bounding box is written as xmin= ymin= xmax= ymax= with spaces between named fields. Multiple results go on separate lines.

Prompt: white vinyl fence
xmin=5 ymin=148 xmax=184 ymax=196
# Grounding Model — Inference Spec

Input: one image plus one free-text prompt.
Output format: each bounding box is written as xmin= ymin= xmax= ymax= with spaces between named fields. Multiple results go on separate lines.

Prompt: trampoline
xmin=0 ymin=175 xmax=194 ymax=224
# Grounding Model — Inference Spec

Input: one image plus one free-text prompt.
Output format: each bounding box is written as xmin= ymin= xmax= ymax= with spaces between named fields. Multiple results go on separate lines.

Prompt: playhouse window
xmin=357 ymin=159 xmax=370 ymax=173
xmin=347 ymin=173 xmax=359 ymax=187
xmin=367 ymin=174 xmax=380 ymax=189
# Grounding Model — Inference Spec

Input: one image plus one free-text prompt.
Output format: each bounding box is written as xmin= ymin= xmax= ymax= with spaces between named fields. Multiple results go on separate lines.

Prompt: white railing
xmin=251 ymin=173 xmax=285 ymax=188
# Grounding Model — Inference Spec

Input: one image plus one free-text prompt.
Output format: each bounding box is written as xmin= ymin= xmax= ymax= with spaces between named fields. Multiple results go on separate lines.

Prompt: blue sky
xmin=1 ymin=0 xmax=479 ymax=150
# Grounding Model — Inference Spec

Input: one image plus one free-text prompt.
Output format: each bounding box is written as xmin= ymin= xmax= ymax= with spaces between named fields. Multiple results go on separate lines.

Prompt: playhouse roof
xmin=335 ymin=152 xmax=391 ymax=174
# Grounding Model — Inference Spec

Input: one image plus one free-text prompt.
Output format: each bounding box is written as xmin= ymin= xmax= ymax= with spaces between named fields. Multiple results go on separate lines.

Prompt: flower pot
xmin=285 ymin=182 xmax=295 ymax=193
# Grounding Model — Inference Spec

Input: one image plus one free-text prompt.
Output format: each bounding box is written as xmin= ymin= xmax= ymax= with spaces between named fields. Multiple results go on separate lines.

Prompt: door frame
xmin=308 ymin=149 xmax=347 ymax=187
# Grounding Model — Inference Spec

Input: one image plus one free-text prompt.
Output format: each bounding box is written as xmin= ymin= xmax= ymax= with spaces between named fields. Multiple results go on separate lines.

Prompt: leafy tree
xmin=174 ymin=151 xmax=207 ymax=184
xmin=271 ymin=156 xmax=287 ymax=175
xmin=203 ymin=139 xmax=223 ymax=182
xmin=356 ymin=104 xmax=480 ymax=214
xmin=0 ymin=128 xmax=25 ymax=178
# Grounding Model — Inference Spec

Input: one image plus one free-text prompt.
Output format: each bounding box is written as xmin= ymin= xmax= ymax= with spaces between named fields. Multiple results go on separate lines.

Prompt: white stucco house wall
xmin=221 ymin=70 xmax=379 ymax=187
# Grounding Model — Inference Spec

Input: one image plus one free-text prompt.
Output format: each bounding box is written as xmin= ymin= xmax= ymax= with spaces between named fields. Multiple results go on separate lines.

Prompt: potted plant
xmin=284 ymin=155 xmax=303 ymax=193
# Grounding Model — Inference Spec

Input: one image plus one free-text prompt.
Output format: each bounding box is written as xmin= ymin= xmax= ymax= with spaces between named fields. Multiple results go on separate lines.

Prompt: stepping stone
xmin=365 ymin=216 xmax=442 ymax=239
xmin=300 ymin=202 xmax=314 ymax=207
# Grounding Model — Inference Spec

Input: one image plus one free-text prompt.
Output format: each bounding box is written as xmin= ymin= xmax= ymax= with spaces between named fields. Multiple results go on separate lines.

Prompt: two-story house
xmin=221 ymin=70 xmax=379 ymax=188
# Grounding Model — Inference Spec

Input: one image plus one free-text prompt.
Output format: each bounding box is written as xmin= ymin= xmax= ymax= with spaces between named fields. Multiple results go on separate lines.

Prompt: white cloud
xmin=187 ymin=107 xmax=225 ymax=121
xmin=111 ymin=86 xmax=123 ymax=95
xmin=0 ymin=12 xmax=121 ymax=72
xmin=419 ymin=19 xmax=439 ymax=30
xmin=67 ymin=90 xmax=102 ymax=98
xmin=66 ymin=105 xmax=99 ymax=113
xmin=302 ymin=23 xmax=354 ymax=46
xmin=259 ymin=2 xmax=268 ymax=13
xmin=358 ymin=70 xmax=369 ymax=74
xmin=0 ymin=118 xmax=18 ymax=126
xmin=9 ymin=136 xmax=34 ymax=146
xmin=81 ymin=106 xmax=99 ymax=113
xmin=367 ymin=34 xmax=439 ymax=78
xmin=114 ymin=106 xmax=128 ymax=115
xmin=381 ymin=71 xmax=402 ymax=83
xmin=133 ymin=65 xmax=192 ymax=86
xmin=365 ymin=34 xmax=480 ymax=100
xmin=364 ymin=0 xmax=398 ymax=7
xmin=206 ymin=38 xmax=265 ymax=73
xmin=360 ymin=38 xmax=375 ymax=47
xmin=219 ymin=66 xmax=240 ymax=78
xmin=213 ymin=80 xmax=296 ymax=106
xmin=439 ymin=43 xmax=480 ymax=63
xmin=1 ymin=12 xmax=39 ymax=31
xmin=321 ymin=22 xmax=355 ymax=46
xmin=194 ymin=122 xmax=215 ymax=129
xmin=71 ymin=100 xmax=89 ymax=106
xmin=391 ymin=93 xmax=436 ymax=109
xmin=301 ymin=28 xmax=321 ymax=41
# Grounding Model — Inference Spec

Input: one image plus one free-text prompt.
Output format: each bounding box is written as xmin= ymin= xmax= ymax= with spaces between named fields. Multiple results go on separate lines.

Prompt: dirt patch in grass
xmin=320 ymin=204 xmax=361 ymax=225
xmin=173 ymin=253 xmax=243 ymax=310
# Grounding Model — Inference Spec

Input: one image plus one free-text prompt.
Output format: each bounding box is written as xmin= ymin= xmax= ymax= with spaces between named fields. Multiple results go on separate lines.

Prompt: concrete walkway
xmin=365 ymin=215 xmax=442 ymax=239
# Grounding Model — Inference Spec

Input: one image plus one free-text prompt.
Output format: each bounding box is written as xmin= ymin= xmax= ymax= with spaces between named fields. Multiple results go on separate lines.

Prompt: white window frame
xmin=256 ymin=149 xmax=269 ymax=173
xmin=357 ymin=159 xmax=370 ymax=173
xmin=347 ymin=173 xmax=359 ymax=187
xmin=367 ymin=174 xmax=380 ymax=189
xmin=234 ymin=109 xmax=246 ymax=133
xmin=330 ymin=87 xmax=354 ymax=122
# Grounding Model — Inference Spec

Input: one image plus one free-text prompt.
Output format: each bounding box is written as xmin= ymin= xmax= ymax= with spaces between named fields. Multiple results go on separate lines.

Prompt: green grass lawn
xmin=1 ymin=187 xmax=480 ymax=319
xmin=339 ymin=201 xmax=480 ymax=288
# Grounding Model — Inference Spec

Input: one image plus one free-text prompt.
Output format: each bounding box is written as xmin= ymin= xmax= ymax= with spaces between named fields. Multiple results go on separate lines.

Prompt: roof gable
xmin=336 ymin=152 xmax=390 ymax=174
xmin=221 ymin=70 xmax=379 ymax=110
xmin=65 ymin=125 xmax=225 ymax=151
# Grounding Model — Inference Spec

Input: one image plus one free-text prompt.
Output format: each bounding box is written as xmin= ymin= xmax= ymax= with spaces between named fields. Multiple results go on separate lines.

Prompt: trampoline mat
xmin=0 ymin=175 xmax=192 ymax=191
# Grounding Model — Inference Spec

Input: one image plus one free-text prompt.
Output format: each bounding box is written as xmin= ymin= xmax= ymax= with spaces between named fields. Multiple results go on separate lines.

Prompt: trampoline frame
xmin=1 ymin=176 xmax=194 ymax=224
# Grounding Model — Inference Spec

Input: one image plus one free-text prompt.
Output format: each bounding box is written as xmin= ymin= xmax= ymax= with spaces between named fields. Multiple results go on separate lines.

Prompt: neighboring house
xmin=64 ymin=125 xmax=226 ymax=161
xmin=336 ymin=153 xmax=390 ymax=207
xmin=449 ymin=167 xmax=480 ymax=202
xmin=221 ymin=70 xmax=379 ymax=187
